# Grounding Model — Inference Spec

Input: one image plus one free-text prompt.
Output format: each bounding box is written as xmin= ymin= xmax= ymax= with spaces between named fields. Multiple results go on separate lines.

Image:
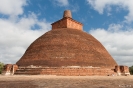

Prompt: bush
xmin=129 ymin=66 xmax=133 ymax=75
xmin=0 ymin=62 xmax=4 ymax=74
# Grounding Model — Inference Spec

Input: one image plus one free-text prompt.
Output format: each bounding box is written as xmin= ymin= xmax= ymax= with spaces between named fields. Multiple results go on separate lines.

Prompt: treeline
xmin=0 ymin=62 xmax=4 ymax=74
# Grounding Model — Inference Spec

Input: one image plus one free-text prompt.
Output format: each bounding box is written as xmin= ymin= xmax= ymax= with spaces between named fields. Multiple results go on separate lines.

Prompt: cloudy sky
xmin=0 ymin=0 xmax=132 ymax=66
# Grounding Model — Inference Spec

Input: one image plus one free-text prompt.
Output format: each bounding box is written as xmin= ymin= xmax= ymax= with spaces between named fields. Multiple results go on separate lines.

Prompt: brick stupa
xmin=17 ymin=10 xmax=117 ymax=68
xmin=2 ymin=10 xmax=130 ymax=76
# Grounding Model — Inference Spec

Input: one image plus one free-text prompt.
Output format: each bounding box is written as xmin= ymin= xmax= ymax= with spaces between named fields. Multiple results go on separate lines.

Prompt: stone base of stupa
xmin=14 ymin=66 xmax=115 ymax=76
xmin=13 ymin=65 xmax=129 ymax=76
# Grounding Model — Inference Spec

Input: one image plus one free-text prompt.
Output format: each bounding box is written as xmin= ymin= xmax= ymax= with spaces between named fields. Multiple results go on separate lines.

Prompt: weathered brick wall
xmin=40 ymin=68 xmax=115 ymax=76
xmin=52 ymin=10 xmax=82 ymax=30
xmin=15 ymin=65 xmax=130 ymax=76
xmin=52 ymin=18 xmax=67 ymax=29
xmin=2 ymin=64 xmax=18 ymax=75
xmin=115 ymin=66 xmax=129 ymax=73
xmin=66 ymin=18 xmax=82 ymax=30
xmin=15 ymin=67 xmax=116 ymax=76
xmin=13 ymin=64 xmax=18 ymax=72
xmin=52 ymin=18 xmax=82 ymax=30
xmin=3 ymin=64 xmax=12 ymax=72
xmin=16 ymin=28 xmax=117 ymax=68
xmin=115 ymin=66 xmax=130 ymax=76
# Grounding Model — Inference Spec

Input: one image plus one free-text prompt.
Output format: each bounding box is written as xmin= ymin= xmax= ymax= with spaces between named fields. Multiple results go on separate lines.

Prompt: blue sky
xmin=22 ymin=0 xmax=129 ymax=30
xmin=0 ymin=0 xmax=133 ymax=66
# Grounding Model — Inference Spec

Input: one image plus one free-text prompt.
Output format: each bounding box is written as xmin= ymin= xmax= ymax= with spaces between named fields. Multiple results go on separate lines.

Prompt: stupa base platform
xmin=2 ymin=64 xmax=130 ymax=76
xmin=14 ymin=66 xmax=116 ymax=76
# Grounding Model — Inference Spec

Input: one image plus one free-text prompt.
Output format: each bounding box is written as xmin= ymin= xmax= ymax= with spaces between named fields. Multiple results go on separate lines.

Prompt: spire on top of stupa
xmin=63 ymin=10 xmax=72 ymax=18
xmin=51 ymin=10 xmax=83 ymax=30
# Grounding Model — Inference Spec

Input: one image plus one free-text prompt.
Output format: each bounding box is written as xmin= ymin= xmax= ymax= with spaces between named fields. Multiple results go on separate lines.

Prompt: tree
xmin=0 ymin=62 xmax=4 ymax=74
xmin=129 ymin=66 xmax=133 ymax=75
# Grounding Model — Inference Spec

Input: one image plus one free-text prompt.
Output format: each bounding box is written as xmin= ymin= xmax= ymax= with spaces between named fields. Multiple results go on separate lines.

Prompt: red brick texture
xmin=15 ymin=67 xmax=116 ymax=76
xmin=16 ymin=28 xmax=117 ymax=69
xmin=51 ymin=17 xmax=83 ymax=30
xmin=14 ymin=10 xmax=125 ymax=76
xmin=51 ymin=10 xmax=82 ymax=30
xmin=2 ymin=64 xmax=18 ymax=75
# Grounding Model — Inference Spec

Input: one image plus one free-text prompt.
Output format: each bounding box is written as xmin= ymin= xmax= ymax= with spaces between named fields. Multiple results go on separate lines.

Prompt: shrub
xmin=0 ymin=62 xmax=4 ymax=74
xmin=129 ymin=66 xmax=133 ymax=75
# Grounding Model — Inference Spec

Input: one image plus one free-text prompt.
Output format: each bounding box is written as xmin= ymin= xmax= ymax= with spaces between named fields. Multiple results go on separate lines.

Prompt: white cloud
xmin=108 ymin=24 xmax=123 ymax=32
xmin=87 ymin=0 xmax=133 ymax=23
xmin=0 ymin=0 xmax=27 ymax=16
xmin=0 ymin=1 xmax=51 ymax=64
xmin=0 ymin=13 xmax=51 ymax=64
xmin=87 ymin=0 xmax=133 ymax=66
xmin=89 ymin=24 xmax=133 ymax=66
xmin=55 ymin=0 xmax=69 ymax=6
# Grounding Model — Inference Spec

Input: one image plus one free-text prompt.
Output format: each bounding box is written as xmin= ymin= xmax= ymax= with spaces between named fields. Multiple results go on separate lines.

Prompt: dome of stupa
xmin=16 ymin=10 xmax=117 ymax=69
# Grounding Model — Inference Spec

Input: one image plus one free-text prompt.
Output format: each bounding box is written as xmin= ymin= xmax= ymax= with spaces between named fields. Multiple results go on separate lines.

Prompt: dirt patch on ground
xmin=0 ymin=75 xmax=132 ymax=88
